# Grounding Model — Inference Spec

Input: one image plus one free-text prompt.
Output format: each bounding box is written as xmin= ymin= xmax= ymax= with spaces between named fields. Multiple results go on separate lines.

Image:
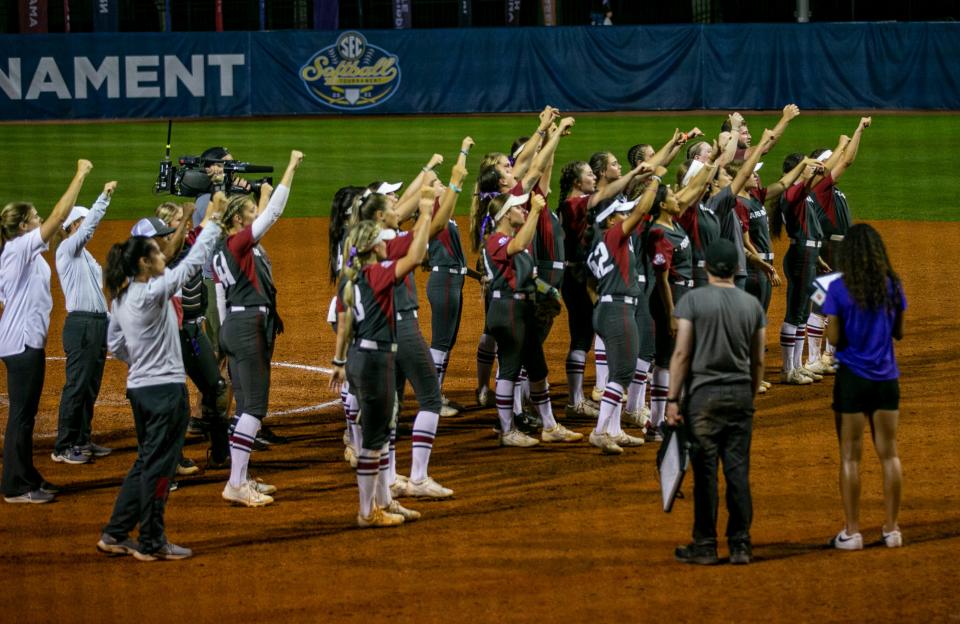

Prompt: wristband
xmin=537 ymin=129 xmax=547 ymax=138
xmin=449 ymin=183 xmax=462 ymax=193
xmin=460 ymin=149 xmax=470 ymax=157
xmin=651 ymin=175 xmax=662 ymax=183
xmin=332 ymin=357 xmax=347 ymax=367
xmin=666 ymin=397 xmax=679 ymax=404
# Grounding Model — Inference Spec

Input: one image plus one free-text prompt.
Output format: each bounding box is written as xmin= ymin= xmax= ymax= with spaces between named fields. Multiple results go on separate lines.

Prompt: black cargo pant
xmin=686 ymin=382 xmax=754 ymax=548
xmin=103 ymin=383 xmax=189 ymax=554
xmin=55 ymin=312 xmax=107 ymax=454
xmin=1 ymin=347 xmax=46 ymax=497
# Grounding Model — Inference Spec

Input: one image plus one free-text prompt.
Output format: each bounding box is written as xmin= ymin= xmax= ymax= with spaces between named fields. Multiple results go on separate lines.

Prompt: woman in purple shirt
xmin=817 ymin=224 xmax=905 ymax=551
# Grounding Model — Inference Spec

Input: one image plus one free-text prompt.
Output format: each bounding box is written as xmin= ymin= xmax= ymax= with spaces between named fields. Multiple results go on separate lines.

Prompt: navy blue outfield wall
xmin=1 ymin=23 xmax=958 ymax=121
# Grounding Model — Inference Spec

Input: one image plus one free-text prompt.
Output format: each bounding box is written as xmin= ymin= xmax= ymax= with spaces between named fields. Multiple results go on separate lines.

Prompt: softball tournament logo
xmin=300 ymin=31 xmax=401 ymax=111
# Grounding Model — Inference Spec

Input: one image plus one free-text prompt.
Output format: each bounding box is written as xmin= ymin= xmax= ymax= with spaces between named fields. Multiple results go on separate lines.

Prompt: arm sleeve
xmin=215 ymin=281 xmax=226 ymax=321
xmin=149 ymin=222 xmax=222 ymax=302
xmin=106 ymin=311 xmax=130 ymax=364
xmin=63 ymin=192 xmax=109 ymax=257
xmin=193 ymin=195 xmax=210 ymax=228
xmin=251 ymin=184 xmax=290 ymax=241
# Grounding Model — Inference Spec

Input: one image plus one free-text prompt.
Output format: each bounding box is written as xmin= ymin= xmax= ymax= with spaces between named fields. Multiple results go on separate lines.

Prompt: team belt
xmin=182 ymin=316 xmax=206 ymax=326
xmin=539 ymin=261 xmax=565 ymax=270
xmin=829 ymin=234 xmax=845 ymax=242
xmin=230 ymin=305 xmax=269 ymax=314
xmin=790 ymin=239 xmax=822 ymax=248
xmin=431 ymin=266 xmax=468 ymax=275
xmin=696 ymin=260 xmax=706 ymax=268
xmin=759 ymin=252 xmax=774 ymax=260
xmin=674 ymin=279 xmax=694 ymax=288
xmin=395 ymin=310 xmax=418 ymax=321
xmin=600 ymin=295 xmax=638 ymax=305
xmin=356 ymin=339 xmax=398 ymax=352
xmin=492 ymin=290 xmax=528 ymax=300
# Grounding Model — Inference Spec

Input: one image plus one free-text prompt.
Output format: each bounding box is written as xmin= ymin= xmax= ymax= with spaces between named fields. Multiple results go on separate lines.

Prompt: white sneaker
xmin=357 ymin=507 xmax=404 ymax=528
xmin=757 ymin=384 xmax=768 ymax=394
xmin=404 ymin=476 xmax=454 ymax=499
xmin=344 ymin=445 xmax=358 ymax=468
xmin=565 ymin=400 xmax=599 ymax=418
xmin=390 ymin=474 xmax=410 ymax=498
xmin=760 ymin=380 xmax=771 ymax=389
xmin=804 ymin=359 xmax=832 ymax=376
xmin=830 ymin=529 xmax=863 ymax=550
xmin=248 ymin=477 xmax=277 ymax=495
xmin=613 ymin=431 xmax=645 ymax=447
xmin=591 ymin=386 xmax=603 ymax=403
xmin=440 ymin=404 xmax=459 ymax=417
xmin=386 ymin=500 xmax=421 ymax=521
xmin=475 ymin=386 xmax=492 ymax=408
xmin=780 ymin=369 xmax=813 ymax=385
xmin=798 ymin=366 xmax=823 ymax=382
xmin=588 ymin=430 xmax=623 ymax=455
xmin=882 ymin=529 xmax=903 ymax=548
xmin=541 ymin=424 xmax=583 ymax=443
xmin=500 ymin=428 xmax=540 ymax=448
xmin=223 ymin=481 xmax=273 ymax=507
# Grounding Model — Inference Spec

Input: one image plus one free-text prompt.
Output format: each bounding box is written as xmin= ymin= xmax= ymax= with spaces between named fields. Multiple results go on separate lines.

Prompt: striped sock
xmin=340 ymin=383 xmax=352 ymax=447
xmin=388 ymin=427 xmax=397 ymax=484
xmin=529 ymin=379 xmax=557 ymax=429
xmin=356 ymin=448 xmax=380 ymax=518
xmin=625 ymin=358 xmax=651 ymax=414
xmin=476 ymin=334 xmax=497 ymax=389
xmin=566 ymin=349 xmax=587 ymax=405
xmin=780 ymin=322 xmax=797 ymax=372
xmin=346 ymin=391 xmax=361 ymax=454
xmin=806 ymin=313 xmax=825 ymax=363
xmin=410 ymin=410 xmax=439 ymax=482
xmin=495 ymin=377 xmax=515 ymax=432
xmin=228 ymin=413 xmax=260 ymax=488
xmin=514 ymin=367 xmax=528 ymax=414
xmin=430 ymin=348 xmax=448 ymax=388
xmin=793 ymin=325 xmax=806 ymax=370
xmin=375 ymin=442 xmax=393 ymax=508
xmin=650 ymin=368 xmax=670 ymax=428
xmin=600 ymin=382 xmax=625 ymax=436
xmin=594 ymin=336 xmax=608 ymax=394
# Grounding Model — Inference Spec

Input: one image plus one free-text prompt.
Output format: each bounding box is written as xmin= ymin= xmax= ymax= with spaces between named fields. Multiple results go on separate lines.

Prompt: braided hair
xmin=338 ymin=220 xmax=384 ymax=346
xmin=328 ymin=185 xmax=365 ymax=284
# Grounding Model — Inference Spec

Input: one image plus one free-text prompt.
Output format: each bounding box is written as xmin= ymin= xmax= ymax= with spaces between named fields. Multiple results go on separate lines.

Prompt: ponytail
xmin=0 ymin=202 xmax=32 ymax=254
xmin=470 ymin=166 xmax=502 ymax=251
xmin=328 ymin=185 xmax=364 ymax=284
xmin=219 ymin=194 xmax=252 ymax=235
xmin=105 ymin=236 xmax=155 ymax=303
xmin=559 ymin=161 xmax=586 ymax=205
xmin=338 ymin=221 xmax=382 ymax=347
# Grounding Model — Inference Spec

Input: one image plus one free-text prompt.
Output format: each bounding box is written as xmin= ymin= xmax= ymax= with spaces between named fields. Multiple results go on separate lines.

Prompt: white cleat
xmin=223 ymin=481 xmax=274 ymax=507
xmin=541 ymin=424 xmax=583 ymax=443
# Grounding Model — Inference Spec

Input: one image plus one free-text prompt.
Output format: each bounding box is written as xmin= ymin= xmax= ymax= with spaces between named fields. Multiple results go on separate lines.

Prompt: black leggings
xmin=1 ymin=347 xmax=46 ymax=497
xmin=593 ymin=302 xmax=639 ymax=387
xmin=783 ymin=244 xmax=820 ymax=326
xmin=561 ymin=270 xmax=595 ymax=352
xmin=427 ymin=271 xmax=464 ymax=352
xmin=219 ymin=311 xmax=274 ymax=419
xmin=486 ymin=298 xmax=548 ymax=382
xmin=347 ymin=346 xmax=395 ymax=450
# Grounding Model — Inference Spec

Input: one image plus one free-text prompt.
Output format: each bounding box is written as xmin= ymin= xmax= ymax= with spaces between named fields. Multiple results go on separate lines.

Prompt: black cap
xmin=201 ymin=146 xmax=230 ymax=163
xmin=705 ymin=239 xmax=738 ymax=278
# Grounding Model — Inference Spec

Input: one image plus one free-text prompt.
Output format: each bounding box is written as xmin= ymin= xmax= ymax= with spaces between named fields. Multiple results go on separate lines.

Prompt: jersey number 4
xmin=587 ymin=243 xmax=614 ymax=279
xmin=212 ymin=251 xmax=237 ymax=287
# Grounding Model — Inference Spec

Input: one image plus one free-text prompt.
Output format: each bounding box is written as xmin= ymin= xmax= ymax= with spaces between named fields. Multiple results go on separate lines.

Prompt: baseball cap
xmin=131 ymin=217 xmax=176 ymax=238
xmin=63 ymin=206 xmax=89 ymax=230
xmin=201 ymin=146 xmax=230 ymax=163
xmin=815 ymin=150 xmax=833 ymax=163
xmin=705 ymin=239 xmax=738 ymax=278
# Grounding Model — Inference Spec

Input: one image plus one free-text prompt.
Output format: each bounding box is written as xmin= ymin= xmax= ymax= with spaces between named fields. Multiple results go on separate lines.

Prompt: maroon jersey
xmin=482 ymin=233 xmax=536 ymax=295
xmin=212 ymin=225 xmax=277 ymax=309
xmin=589 ymin=224 xmax=641 ymax=298
xmin=428 ymin=219 xmax=466 ymax=270
xmin=530 ymin=184 xmax=565 ymax=289
xmin=647 ymin=221 xmax=693 ymax=284
xmin=780 ymin=181 xmax=824 ymax=241
xmin=384 ymin=230 xmax=418 ymax=313
xmin=341 ymin=261 xmax=397 ymax=344
xmin=559 ymin=194 xmax=591 ymax=265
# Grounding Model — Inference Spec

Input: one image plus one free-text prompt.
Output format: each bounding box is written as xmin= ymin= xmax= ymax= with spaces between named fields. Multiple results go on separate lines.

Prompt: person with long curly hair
xmin=814 ymin=224 xmax=905 ymax=550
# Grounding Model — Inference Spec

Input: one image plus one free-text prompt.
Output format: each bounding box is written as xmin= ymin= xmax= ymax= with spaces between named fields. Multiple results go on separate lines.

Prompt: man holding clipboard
xmin=664 ymin=239 xmax=767 ymax=565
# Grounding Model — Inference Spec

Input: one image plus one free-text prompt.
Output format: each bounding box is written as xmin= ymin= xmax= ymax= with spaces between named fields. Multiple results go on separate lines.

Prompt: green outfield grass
xmin=0 ymin=113 xmax=955 ymax=221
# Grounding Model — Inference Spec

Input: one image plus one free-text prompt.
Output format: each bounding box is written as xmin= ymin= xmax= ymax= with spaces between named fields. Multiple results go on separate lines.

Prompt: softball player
xmin=1 ymin=159 xmax=92 ymax=504
xmin=329 ymin=201 xmax=435 ymax=528
xmin=51 ymin=181 xmax=115 ymax=465
xmin=481 ymin=192 xmax=582 ymax=447
xmin=586 ymin=170 xmax=662 ymax=454
xmin=213 ymin=149 xmax=303 ymax=508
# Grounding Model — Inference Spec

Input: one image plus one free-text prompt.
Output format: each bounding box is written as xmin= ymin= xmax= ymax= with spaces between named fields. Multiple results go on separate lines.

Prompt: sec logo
xmin=300 ymin=31 xmax=401 ymax=111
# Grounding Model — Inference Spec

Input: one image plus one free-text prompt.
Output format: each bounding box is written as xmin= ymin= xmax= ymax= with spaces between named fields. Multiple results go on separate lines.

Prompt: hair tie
xmin=478 ymin=191 xmax=499 ymax=201
xmin=480 ymin=215 xmax=492 ymax=237
xmin=348 ymin=246 xmax=358 ymax=267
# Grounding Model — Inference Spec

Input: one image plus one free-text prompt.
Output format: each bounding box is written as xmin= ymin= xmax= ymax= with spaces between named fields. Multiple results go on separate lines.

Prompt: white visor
xmin=374 ymin=228 xmax=398 ymax=244
xmin=816 ymin=150 xmax=833 ymax=163
xmin=682 ymin=159 xmax=705 ymax=187
xmin=63 ymin=206 xmax=89 ymax=229
xmin=512 ymin=143 xmax=525 ymax=159
xmin=494 ymin=193 xmax=530 ymax=223
xmin=754 ymin=162 xmax=764 ymax=173
xmin=595 ymin=198 xmax=638 ymax=224
xmin=376 ymin=181 xmax=403 ymax=195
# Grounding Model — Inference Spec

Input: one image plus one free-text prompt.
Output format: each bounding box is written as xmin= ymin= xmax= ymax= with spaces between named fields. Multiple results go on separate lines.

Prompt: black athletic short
xmin=832 ymin=364 xmax=900 ymax=414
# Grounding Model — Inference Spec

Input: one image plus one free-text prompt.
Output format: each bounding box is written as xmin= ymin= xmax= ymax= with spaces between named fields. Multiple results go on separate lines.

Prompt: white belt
xmin=396 ymin=310 xmax=418 ymax=321
xmin=637 ymin=275 xmax=646 ymax=284
xmin=431 ymin=266 xmax=468 ymax=275
xmin=357 ymin=339 xmax=398 ymax=352
xmin=492 ymin=290 xmax=528 ymax=300
xmin=759 ymin=252 xmax=774 ymax=260
xmin=829 ymin=234 xmax=845 ymax=242
xmin=674 ymin=279 xmax=694 ymax=288
xmin=790 ymin=239 xmax=822 ymax=248
xmin=696 ymin=260 xmax=706 ymax=268
xmin=540 ymin=261 xmax=565 ymax=270
xmin=600 ymin=295 xmax=637 ymax=305
xmin=230 ymin=305 xmax=268 ymax=314
xmin=182 ymin=316 xmax=206 ymax=326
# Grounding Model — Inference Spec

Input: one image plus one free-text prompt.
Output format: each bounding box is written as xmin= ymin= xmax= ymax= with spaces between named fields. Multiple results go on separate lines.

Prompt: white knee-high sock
xmin=346 ymin=391 xmax=361 ymax=453
xmin=228 ymin=413 xmax=260 ymax=488
xmin=375 ymin=442 xmax=393 ymax=508
xmin=430 ymin=348 xmax=448 ymax=388
xmin=793 ymin=325 xmax=806 ymax=369
xmin=780 ymin=322 xmax=797 ymax=372
xmin=600 ymin=382 xmax=625 ymax=436
xmin=566 ymin=349 xmax=587 ymax=405
xmin=529 ymin=379 xmax=557 ymax=429
xmin=514 ymin=367 xmax=528 ymax=413
xmin=825 ymin=327 xmax=836 ymax=356
xmin=495 ymin=377 xmax=515 ymax=432
xmin=806 ymin=313 xmax=825 ymax=363
xmin=340 ymin=383 xmax=350 ymax=442
xmin=388 ymin=427 xmax=398 ymax=483
xmin=356 ymin=448 xmax=379 ymax=517
xmin=476 ymin=334 xmax=497 ymax=388
xmin=625 ymin=358 xmax=652 ymax=413
xmin=410 ymin=410 xmax=439 ymax=482
xmin=650 ymin=368 xmax=670 ymax=428
xmin=594 ymin=336 xmax=608 ymax=392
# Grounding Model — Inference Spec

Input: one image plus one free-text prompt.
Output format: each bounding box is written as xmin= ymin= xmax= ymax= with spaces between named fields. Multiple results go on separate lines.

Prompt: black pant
xmin=220 ymin=311 xmax=274 ymax=419
xmin=395 ymin=316 xmax=443 ymax=413
xmin=2 ymin=347 xmax=46 ymax=497
xmin=55 ymin=312 xmax=107 ymax=453
xmin=103 ymin=383 xmax=189 ymax=553
xmin=687 ymin=383 xmax=754 ymax=548
xmin=346 ymin=346 xmax=396 ymax=450
xmin=486 ymin=299 xmax=548 ymax=382
xmin=181 ymin=319 xmax=229 ymax=460
xmin=426 ymin=271 xmax=464 ymax=352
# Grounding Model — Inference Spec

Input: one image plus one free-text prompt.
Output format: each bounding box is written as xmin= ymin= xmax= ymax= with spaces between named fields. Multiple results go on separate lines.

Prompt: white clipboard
xmin=658 ymin=427 xmax=690 ymax=513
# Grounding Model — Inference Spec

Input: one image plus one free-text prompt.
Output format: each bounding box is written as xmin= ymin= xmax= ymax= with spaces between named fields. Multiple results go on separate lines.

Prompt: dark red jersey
xmin=385 ymin=230 xmax=418 ymax=313
xmin=647 ymin=221 xmax=693 ymax=284
xmin=558 ymin=194 xmax=591 ymax=265
xmin=212 ymin=225 xmax=277 ymax=310
xmin=482 ymin=233 xmax=536 ymax=295
xmin=342 ymin=261 xmax=397 ymax=343
xmin=428 ymin=219 xmax=466 ymax=270
xmin=530 ymin=185 xmax=565 ymax=289
xmin=589 ymin=224 xmax=641 ymax=298
xmin=780 ymin=181 xmax=824 ymax=241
